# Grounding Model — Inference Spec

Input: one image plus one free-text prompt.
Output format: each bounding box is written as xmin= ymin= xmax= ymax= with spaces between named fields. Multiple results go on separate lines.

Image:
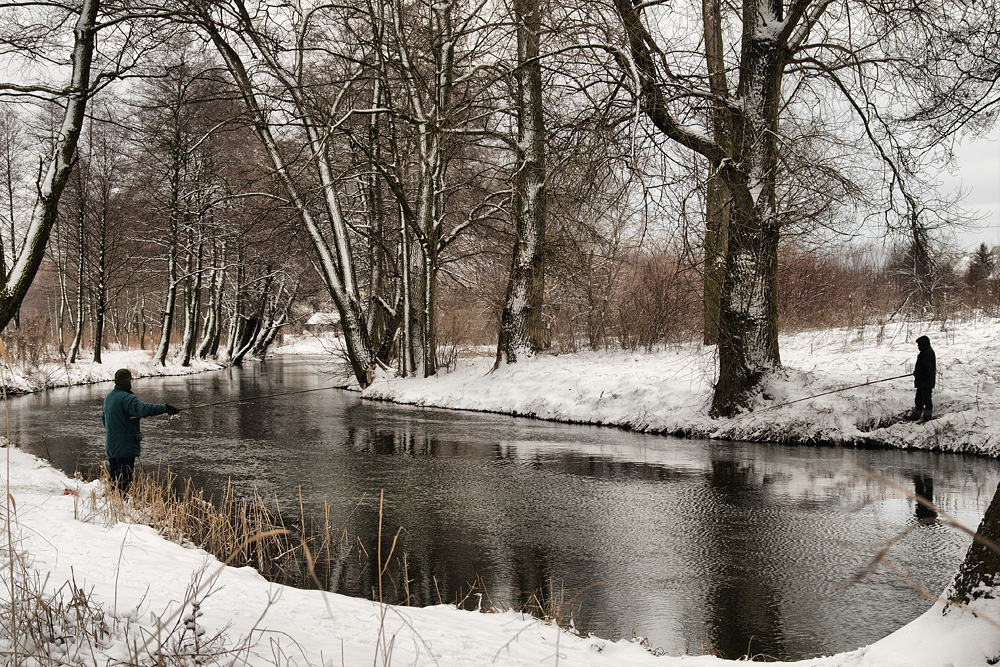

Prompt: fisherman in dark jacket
xmin=101 ymin=368 xmax=180 ymax=492
xmin=911 ymin=335 xmax=936 ymax=423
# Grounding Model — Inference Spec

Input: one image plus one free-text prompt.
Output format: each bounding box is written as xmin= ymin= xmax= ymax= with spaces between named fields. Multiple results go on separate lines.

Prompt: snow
xmin=4 ymin=317 xmax=1000 ymax=665
xmin=362 ymin=316 xmax=1000 ymax=458
xmin=306 ymin=311 xmax=341 ymax=326
xmin=4 ymin=444 xmax=1000 ymax=666
xmin=0 ymin=348 xmax=224 ymax=394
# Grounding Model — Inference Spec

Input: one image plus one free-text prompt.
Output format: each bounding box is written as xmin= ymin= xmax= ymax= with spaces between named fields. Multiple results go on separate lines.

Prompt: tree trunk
xmin=400 ymin=216 xmax=414 ymax=377
xmin=496 ymin=0 xmax=547 ymax=367
xmin=613 ymin=0 xmax=788 ymax=417
xmin=152 ymin=235 xmax=178 ymax=366
xmin=180 ymin=230 xmax=203 ymax=367
xmin=946 ymin=481 xmax=1000 ymax=609
xmin=66 ymin=174 xmax=87 ymax=364
xmin=701 ymin=0 xmax=729 ymax=346
xmin=197 ymin=240 xmax=226 ymax=358
xmin=92 ymin=225 xmax=106 ymax=364
xmin=422 ymin=242 xmax=437 ymax=376
xmin=0 ymin=0 xmax=100 ymax=331
xmin=196 ymin=261 xmax=221 ymax=359
xmin=197 ymin=12 xmax=375 ymax=386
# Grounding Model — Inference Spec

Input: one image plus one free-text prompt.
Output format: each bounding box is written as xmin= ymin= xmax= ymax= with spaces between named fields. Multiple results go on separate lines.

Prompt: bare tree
xmin=0 ymin=104 xmax=26 ymax=289
xmin=186 ymin=0 xmax=377 ymax=386
xmin=0 ymin=0 xmax=101 ymax=332
xmin=607 ymin=0 xmax=989 ymax=416
xmin=496 ymin=0 xmax=548 ymax=365
xmin=947 ymin=481 xmax=1000 ymax=610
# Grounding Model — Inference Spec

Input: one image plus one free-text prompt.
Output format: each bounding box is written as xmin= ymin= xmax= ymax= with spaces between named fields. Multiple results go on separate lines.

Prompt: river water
xmin=9 ymin=355 xmax=999 ymax=661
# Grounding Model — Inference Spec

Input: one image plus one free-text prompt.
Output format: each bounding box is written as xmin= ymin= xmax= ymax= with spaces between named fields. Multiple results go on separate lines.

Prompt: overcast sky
xmin=939 ymin=125 xmax=1000 ymax=251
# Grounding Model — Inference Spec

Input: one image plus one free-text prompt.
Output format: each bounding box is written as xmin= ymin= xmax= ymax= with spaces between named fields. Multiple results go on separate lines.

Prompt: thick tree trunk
xmin=614 ymin=0 xmax=798 ymax=417
xmin=497 ymin=0 xmax=547 ymax=367
xmin=710 ymin=201 xmax=779 ymax=416
xmin=0 ymin=0 xmax=99 ymax=331
xmin=704 ymin=169 xmax=730 ymax=345
xmin=946 ymin=481 xmax=1000 ymax=609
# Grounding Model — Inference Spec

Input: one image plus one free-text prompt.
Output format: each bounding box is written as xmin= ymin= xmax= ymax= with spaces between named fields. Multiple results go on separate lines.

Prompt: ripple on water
xmin=8 ymin=357 xmax=999 ymax=662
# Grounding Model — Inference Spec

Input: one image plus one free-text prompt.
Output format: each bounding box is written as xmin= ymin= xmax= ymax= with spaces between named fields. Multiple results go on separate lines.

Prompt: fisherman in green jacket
xmin=101 ymin=368 xmax=180 ymax=492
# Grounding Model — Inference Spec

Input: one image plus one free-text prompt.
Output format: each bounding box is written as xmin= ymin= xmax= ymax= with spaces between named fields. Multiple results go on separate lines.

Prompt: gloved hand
xmin=165 ymin=404 xmax=181 ymax=416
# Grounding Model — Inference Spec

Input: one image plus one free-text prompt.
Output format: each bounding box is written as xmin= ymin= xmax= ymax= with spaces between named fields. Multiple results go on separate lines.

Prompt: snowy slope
xmin=361 ymin=317 xmax=1000 ymax=457
xmin=3 ymin=447 xmax=999 ymax=666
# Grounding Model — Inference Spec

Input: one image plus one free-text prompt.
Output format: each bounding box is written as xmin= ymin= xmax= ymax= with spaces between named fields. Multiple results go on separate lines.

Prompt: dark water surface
xmin=10 ymin=355 xmax=999 ymax=660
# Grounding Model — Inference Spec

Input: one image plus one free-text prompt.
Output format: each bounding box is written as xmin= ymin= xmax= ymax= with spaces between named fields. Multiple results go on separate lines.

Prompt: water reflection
xmin=7 ymin=356 xmax=999 ymax=661
xmin=914 ymin=474 xmax=938 ymax=523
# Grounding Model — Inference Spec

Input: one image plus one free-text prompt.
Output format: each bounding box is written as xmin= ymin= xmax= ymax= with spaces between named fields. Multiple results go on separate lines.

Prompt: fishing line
xmin=177 ymin=384 xmax=345 ymax=411
xmin=752 ymin=373 xmax=911 ymax=413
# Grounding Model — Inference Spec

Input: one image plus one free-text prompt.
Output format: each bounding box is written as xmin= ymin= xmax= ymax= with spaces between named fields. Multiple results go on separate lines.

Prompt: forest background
xmin=0 ymin=1 xmax=998 ymax=414
xmin=1 ymin=0 xmax=1000 ymax=634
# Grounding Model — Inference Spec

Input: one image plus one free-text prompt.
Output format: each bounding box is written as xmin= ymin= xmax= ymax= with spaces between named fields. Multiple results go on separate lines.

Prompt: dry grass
xmin=85 ymin=465 xmax=361 ymax=592
xmin=0 ymin=504 xmax=250 ymax=666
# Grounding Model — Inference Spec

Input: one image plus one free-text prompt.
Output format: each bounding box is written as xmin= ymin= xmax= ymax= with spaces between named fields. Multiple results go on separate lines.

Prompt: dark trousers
xmin=914 ymin=388 xmax=933 ymax=412
xmin=108 ymin=457 xmax=136 ymax=493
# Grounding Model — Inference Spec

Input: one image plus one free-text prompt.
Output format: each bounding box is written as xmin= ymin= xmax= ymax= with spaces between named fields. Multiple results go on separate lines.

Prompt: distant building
xmin=304 ymin=311 xmax=341 ymax=334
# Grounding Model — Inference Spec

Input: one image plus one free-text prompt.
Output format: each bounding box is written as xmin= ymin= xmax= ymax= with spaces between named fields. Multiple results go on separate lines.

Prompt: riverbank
xmin=2 ymin=319 xmax=1000 ymax=664
xmin=0 ymin=348 xmax=224 ymax=394
xmin=4 ymin=445 xmax=999 ymax=666
xmin=358 ymin=316 xmax=1000 ymax=458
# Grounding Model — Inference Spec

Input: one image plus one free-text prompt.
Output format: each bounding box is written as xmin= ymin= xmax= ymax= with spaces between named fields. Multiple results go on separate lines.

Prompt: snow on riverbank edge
xmin=4 ymin=443 xmax=1000 ymax=666
xmin=1 ymin=319 xmax=998 ymax=664
xmin=360 ymin=317 xmax=1000 ymax=458
xmin=0 ymin=349 xmax=225 ymax=394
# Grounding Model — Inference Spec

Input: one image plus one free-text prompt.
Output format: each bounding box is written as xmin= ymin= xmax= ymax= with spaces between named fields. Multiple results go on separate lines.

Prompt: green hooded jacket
xmin=101 ymin=385 xmax=168 ymax=458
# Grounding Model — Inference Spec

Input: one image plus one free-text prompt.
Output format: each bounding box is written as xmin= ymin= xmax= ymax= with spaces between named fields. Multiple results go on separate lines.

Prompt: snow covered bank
xmin=0 ymin=349 xmax=224 ymax=394
xmin=361 ymin=317 xmax=1000 ymax=457
xmin=3 ymin=446 xmax=999 ymax=666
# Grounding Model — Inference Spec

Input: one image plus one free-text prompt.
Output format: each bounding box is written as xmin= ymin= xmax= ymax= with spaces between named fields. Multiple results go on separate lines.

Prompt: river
xmin=9 ymin=355 xmax=998 ymax=661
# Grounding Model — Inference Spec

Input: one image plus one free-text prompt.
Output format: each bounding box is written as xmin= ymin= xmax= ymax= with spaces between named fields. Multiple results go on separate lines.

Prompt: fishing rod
xmin=132 ymin=384 xmax=345 ymax=420
xmin=176 ymin=384 xmax=345 ymax=412
xmin=753 ymin=373 xmax=911 ymax=413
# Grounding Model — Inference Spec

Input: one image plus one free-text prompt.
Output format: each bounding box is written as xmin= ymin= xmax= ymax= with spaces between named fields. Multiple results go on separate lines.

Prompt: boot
xmin=919 ymin=408 xmax=932 ymax=423
xmin=906 ymin=408 xmax=921 ymax=421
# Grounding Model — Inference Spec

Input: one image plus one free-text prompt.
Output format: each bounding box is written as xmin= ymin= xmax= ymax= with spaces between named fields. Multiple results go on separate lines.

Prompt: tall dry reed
xmin=89 ymin=465 xmax=359 ymax=591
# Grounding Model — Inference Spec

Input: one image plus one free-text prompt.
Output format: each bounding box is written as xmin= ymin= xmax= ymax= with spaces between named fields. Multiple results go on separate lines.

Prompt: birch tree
xmin=356 ymin=0 xmax=506 ymax=377
xmin=0 ymin=0 xmax=101 ymax=332
xmin=0 ymin=105 xmax=26 ymax=290
xmin=186 ymin=0 xmax=376 ymax=386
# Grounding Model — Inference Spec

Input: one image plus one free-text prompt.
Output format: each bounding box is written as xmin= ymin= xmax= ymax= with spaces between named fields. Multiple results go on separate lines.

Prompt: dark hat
xmin=113 ymin=368 xmax=132 ymax=388
xmin=915 ymin=335 xmax=931 ymax=349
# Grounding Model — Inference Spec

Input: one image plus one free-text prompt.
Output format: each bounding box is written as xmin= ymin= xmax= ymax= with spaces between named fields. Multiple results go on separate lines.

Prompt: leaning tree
xmin=0 ymin=0 xmax=101 ymax=332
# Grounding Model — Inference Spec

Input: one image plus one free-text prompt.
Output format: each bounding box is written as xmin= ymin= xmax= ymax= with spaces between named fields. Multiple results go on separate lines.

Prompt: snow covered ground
xmin=3 ymin=316 xmax=1000 ymax=665
xmin=0 ymin=347 xmax=224 ymax=394
xmin=360 ymin=316 xmax=1000 ymax=457
xmin=4 ymin=446 xmax=999 ymax=666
